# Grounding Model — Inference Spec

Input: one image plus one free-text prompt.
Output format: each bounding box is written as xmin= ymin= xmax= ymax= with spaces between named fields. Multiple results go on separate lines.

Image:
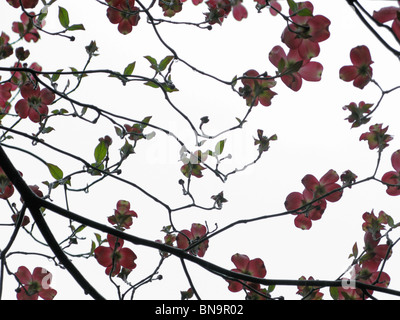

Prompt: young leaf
xmin=329 ymin=286 xmax=339 ymax=300
xmin=94 ymin=140 xmax=107 ymax=163
xmin=67 ymin=24 xmax=85 ymax=31
xmin=297 ymin=7 xmax=313 ymax=16
xmin=47 ymin=163 xmax=64 ymax=180
xmin=159 ymin=55 xmax=174 ymax=71
xmin=287 ymin=0 xmax=298 ymax=12
xmin=144 ymin=55 xmax=158 ymax=70
xmin=124 ymin=62 xmax=136 ymax=76
xmin=215 ymin=139 xmax=226 ymax=156
xmin=58 ymin=6 xmax=70 ymax=28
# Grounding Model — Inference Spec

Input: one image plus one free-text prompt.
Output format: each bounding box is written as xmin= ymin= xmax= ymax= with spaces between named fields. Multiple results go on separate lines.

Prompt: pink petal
xmin=373 ymin=7 xmax=399 ymax=23
xmin=353 ymin=73 xmax=372 ymax=89
xmin=294 ymin=214 xmax=312 ymax=230
xmin=118 ymin=20 xmax=133 ymax=35
xmin=268 ymin=45 xmax=287 ymax=68
xmin=176 ymin=229 xmax=192 ymax=249
xmin=231 ymin=253 xmax=250 ymax=272
xmin=40 ymin=88 xmax=55 ymax=105
xmin=298 ymin=40 xmax=320 ymax=60
xmin=233 ymin=4 xmax=248 ymax=21
xmin=282 ymin=73 xmax=302 ymax=91
xmin=284 ymin=192 xmax=304 ymax=211
xmin=15 ymin=266 xmax=32 ymax=285
xmin=281 ymin=26 xmax=302 ymax=49
xmin=227 ymin=277 xmax=243 ymax=292
xmin=17 ymin=286 xmax=39 ymax=300
xmin=94 ymin=246 xmax=113 ymax=267
xmin=320 ymin=169 xmax=339 ymax=186
xmin=350 ymin=45 xmax=373 ymax=66
xmin=301 ymin=174 xmax=319 ymax=191
xmin=247 ymin=258 xmax=266 ymax=278
xmin=299 ymin=61 xmax=323 ymax=81
xmin=391 ymin=150 xmax=400 ymax=172
xmin=324 ymin=183 xmax=343 ymax=202
xmin=119 ymin=247 xmax=137 ymax=269
xmin=15 ymin=99 xmax=29 ymax=119
xmin=191 ymin=223 xmax=207 ymax=238
xmin=392 ymin=19 xmax=400 ymax=41
xmin=39 ymin=288 xmax=57 ymax=300
xmin=107 ymin=8 xmax=123 ymax=24
xmin=308 ymin=15 xmax=331 ymax=43
xmin=339 ymin=65 xmax=358 ymax=82
xmin=20 ymin=83 xmax=40 ymax=99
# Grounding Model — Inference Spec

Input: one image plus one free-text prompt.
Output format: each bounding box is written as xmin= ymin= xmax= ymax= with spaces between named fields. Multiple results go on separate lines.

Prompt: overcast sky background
xmin=1 ymin=0 xmax=400 ymax=300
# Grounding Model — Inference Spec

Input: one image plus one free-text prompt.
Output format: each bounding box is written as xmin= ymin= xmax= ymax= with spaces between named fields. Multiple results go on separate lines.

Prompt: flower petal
xmin=231 ymin=253 xmax=250 ymax=272
xmin=15 ymin=266 xmax=32 ymax=285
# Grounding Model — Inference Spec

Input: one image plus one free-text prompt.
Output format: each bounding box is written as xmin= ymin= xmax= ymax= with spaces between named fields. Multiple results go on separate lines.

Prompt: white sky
xmin=1 ymin=0 xmax=400 ymax=300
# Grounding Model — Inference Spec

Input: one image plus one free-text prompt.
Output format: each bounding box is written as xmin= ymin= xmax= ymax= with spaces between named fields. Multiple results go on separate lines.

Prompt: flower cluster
xmin=281 ymin=1 xmax=330 ymax=60
xmin=284 ymin=169 xmax=343 ymax=230
xmin=359 ymin=123 xmax=392 ymax=151
xmin=105 ymin=0 xmax=141 ymax=35
xmin=268 ymin=1 xmax=329 ymax=92
xmin=342 ymin=101 xmax=373 ymax=128
xmin=336 ymin=210 xmax=392 ymax=300
xmin=238 ymin=69 xmax=277 ymax=107
xmin=12 ymin=12 xmax=44 ymax=43
xmin=296 ymin=276 xmax=324 ymax=300
xmin=0 ymin=32 xmax=13 ymax=60
xmin=94 ymin=200 xmax=138 ymax=277
xmin=15 ymin=266 xmax=57 ymax=300
xmin=107 ymin=200 xmax=138 ymax=230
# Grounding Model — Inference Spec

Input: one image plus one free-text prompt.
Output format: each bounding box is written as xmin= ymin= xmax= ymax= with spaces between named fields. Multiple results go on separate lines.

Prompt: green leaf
xmin=297 ymin=7 xmax=313 ymax=16
xmin=287 ymin=0 xmax=298 ymax=11
xmin=144 ymin=81 xmax=159 ymax=88
xmin=47 ymin=163 xmax=64 ymax=180
xmin=329 ymin=286 xmax=339 ymax=300
xmin=352 ymin=242 xmax=358 ymax=259
xmin=159 ymin=55 xmax=174 ymax=71
xmin=90 ymin=240 xmax=96 ymax=255
xmin=214 ymin=139 xmax=226 ymax=156
xmin=123 ymin=61 xmax=136 ymax=75
xmin=51 ymin=69 xmax=63 ymax=82
xmin=94 ymin=140 xmax=107 ymax=163
xmin=144 ymin=55 xmax=158 ymax=70
xmin=75 ymin=224 xmax=86 ymax=233
xmin=67 ymin=24 xmax=85 ymax=31
xmin=58 ymin=6 xmax=70 ymax=28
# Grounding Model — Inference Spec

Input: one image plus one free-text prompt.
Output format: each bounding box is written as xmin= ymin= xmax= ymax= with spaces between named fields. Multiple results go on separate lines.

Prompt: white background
xmin=1 ymin=0 xmax=400 ymax=300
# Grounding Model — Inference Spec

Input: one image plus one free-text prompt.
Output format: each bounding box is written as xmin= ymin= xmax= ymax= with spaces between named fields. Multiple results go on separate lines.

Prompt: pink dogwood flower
xmin=269 ymin=45 xmax=323 ymax=91
xmin=227 ymin=254 xmax=267 ymax=293
xmin=176 ymin=223 xmax=209 ymax=257
xmin=382 ymin=150 xmax=400 ymax=196
xmin=373 ymin=2 xmax=400 ymax=41
xmin=281 ymin=1 xmax=330 ymax=59
xmin=106 ymin=0 xmax=141 ymax=34
xmin=15 ymin=266 xmax=57 ymax=300
xmin=15 ymin=83 xmax=55 ymax=123
xmin=94 ymin=234 xmax=137 ymax=276
xmin=340 ymin=45 xmax=373 ymax=89
xmin=6 ymin=0 xmax=38 ymax=8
